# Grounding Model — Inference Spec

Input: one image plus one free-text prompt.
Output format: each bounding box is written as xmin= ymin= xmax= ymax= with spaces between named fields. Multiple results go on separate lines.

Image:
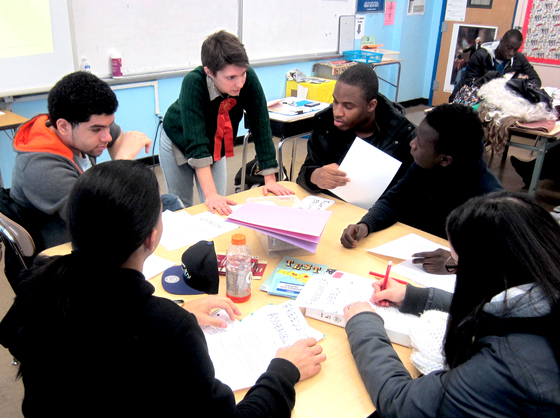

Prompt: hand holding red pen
xmin=370 ymin=277 xmax=407 ymax=307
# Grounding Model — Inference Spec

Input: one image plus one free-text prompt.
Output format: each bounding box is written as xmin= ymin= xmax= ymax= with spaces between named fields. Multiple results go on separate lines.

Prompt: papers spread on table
xmin=160 ymin=210 xmax=239 ymax=251
xmin=331 ymin=137 xmax=402 ymax=210
xmin=201 ymin=300 xmax=323 ymax=391
xmin=225 ymin=203 xmax=332 ymax=252
xmin=295 ymin=270 xmax=419 ymax=347
xmin=142 ymin=254 xmax=176 ymax=279
xmin=261 ymin=256 xmax=328 ymax=298
xmin=298 ymin=195 xmax=335 ymax=211
xmin=367 ymin=233 xmax=456 ymax=293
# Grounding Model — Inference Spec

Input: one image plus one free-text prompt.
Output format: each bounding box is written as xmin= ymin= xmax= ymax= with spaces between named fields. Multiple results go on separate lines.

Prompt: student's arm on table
xmin=195 ymin=166 xmax=237 ymax=215
xmin=109 ymin=130 xmax=152 ymax=160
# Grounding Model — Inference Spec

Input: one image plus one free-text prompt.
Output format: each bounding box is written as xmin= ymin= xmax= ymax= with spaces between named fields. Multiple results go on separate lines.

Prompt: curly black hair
xmin=48 ymin=72 xmax=118 ymax=126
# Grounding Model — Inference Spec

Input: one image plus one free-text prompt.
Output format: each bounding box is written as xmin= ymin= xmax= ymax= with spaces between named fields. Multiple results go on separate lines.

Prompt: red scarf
xmin=213 ymin=98 xmax=237 ymax=161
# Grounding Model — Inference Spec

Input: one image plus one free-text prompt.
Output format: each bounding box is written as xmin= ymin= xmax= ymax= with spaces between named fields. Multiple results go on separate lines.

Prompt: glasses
xmin=444 ymin=256 xmax=458 ymax=273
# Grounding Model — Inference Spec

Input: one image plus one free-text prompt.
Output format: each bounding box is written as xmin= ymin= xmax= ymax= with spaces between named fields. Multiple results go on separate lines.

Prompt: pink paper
xmin=385 ymin=2 xmax=396 ymax=25
xmin=226 ymin=203 xmax=331 ymax=241
xmin=228 ymin=221 xmax=319 ymax=252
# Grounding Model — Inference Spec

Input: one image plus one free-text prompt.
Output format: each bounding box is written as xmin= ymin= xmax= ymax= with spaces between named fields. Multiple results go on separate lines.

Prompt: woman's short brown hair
xmin=201 ymin=30 xmax=249 ymax=74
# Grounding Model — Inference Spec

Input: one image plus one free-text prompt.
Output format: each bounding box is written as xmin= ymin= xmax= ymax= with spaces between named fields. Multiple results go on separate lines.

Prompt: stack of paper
xmin=225 ymin=203 xmax=332 ymax=252
xmin=201 ymin=301 xmax=323 ymax=391
xmin=295 ymin=270 xmax=419 ymax=347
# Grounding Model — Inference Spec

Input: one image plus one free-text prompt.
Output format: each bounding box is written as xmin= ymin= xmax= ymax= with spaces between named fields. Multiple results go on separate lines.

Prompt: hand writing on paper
xmin=340 ymin=223 xmax=368 ymax=248
xmin=262 ymin=174 xmax=295 ymax=196
xmin=370 ymin=278 xmax=407 ymax=307
xmin=343 ymin=301 xmax=375 ymax=322
xmin=184 ymin=296 xmax=242 ymax=328
xmin=412 ymin=248 xmax=452 ymax=275
xmin=205 ymin=192 xmax=237 ymax=216
xmin=310 ymin=163 xmax=350 ymax=190
xmin=275 ymin=338 xmax=326 ymax=382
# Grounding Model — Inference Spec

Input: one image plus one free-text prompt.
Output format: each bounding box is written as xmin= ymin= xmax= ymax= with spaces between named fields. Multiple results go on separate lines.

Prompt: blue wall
xmin=1 ymin=2 xmax=444 ymax=188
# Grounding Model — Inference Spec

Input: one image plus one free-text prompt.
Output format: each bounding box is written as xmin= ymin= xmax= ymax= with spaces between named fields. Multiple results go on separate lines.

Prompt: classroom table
xmin=43 ymin=182 xmax=450 ymax=418
xmin=501 ymin=123 xmax=560 ymax=195
xmin=0 ymin=110 xmax=28 ymax=188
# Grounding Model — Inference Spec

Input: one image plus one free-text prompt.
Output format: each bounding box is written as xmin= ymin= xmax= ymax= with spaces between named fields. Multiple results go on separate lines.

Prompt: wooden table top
xmin=44 ymin=182 xmax=450 ymax=417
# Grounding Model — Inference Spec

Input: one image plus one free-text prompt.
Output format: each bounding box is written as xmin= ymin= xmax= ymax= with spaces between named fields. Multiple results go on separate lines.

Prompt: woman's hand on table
xmin=370 ymin=278 xmax=407 ymax=307
xmin=262 ymin=174 xmax=295 ymax=196
xmin=343 ymin=301 xmax=375 ymax=322
xmin=275 ymin=338 xmax=326 ymax=382
xmin=184 ymin=296 xmax=241 ymax=328
xmin=411 ymin=248 xmax=452 ymax=275
xmin=205 ymin=192 xmax=237 ymax=216
xmin=340 ymin=223 xmax=368 ymax=248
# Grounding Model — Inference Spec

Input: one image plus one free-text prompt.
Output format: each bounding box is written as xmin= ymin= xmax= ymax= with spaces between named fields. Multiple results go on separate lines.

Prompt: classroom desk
xmin=501 ymin=123 xmax=560 ymax=195
xmin=240 ymin=102 xmax=329 ymax=189
xmin=0 ymin=110 xmax=28 ymax=188
xmin=271 ymin=102 xmax=329 ymax=182
xmin=43 ymin=182 xmax=450 ymax=417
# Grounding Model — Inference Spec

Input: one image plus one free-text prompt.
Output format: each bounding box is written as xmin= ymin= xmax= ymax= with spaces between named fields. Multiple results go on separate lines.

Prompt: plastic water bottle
xmin=80 ymin=58 xmax=91 ymax=73
xmin=226 ymin=234 xmax=252 ymax=303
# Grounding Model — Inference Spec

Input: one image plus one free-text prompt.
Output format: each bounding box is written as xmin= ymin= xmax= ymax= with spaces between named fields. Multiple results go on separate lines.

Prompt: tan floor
xmin=1 ymin=105 xmax=559 ymax=416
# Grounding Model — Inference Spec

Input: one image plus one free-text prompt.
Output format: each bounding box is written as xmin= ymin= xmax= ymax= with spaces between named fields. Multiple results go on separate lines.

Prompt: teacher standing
xmin=160 ymin=30 xmax=293 ymax=214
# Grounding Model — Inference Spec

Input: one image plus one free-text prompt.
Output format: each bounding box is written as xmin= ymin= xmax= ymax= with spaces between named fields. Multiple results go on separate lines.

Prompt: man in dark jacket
xmin=296 ymin=63 xmax=416 ymax=194
xmin=450 ymin=29 xmax=541 ymax=102
xmin=341 ymin=103 xmax=502 ymax=254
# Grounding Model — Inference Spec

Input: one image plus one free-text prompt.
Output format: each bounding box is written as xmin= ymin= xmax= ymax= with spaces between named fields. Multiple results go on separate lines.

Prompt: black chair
xmin=0 ymin=211 xmax=35 ymax=291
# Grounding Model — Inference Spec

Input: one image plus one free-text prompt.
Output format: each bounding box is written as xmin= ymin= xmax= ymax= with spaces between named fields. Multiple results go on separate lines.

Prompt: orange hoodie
xmin=13 ymin=115 xmax=82 ymax=173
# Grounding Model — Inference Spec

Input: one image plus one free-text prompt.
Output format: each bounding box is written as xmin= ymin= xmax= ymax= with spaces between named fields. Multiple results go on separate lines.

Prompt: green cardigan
xmin=163 ymin=66 xmax=278 ymax=171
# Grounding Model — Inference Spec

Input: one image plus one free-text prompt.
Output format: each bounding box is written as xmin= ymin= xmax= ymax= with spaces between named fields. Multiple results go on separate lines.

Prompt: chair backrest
xmin=0 ymin=211 xmax=35 ymax=269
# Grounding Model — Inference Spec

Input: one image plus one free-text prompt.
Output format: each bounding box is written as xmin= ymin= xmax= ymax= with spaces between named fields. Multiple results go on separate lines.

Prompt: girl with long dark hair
xmin=344 ymin=191 xmax=560 ymax=416
xmin=0 ymin=160 xmax=325 ymax=417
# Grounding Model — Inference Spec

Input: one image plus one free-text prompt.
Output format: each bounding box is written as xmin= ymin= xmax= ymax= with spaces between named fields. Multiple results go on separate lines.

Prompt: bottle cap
xmin=231 ymin=233 xmax=246 ymax=245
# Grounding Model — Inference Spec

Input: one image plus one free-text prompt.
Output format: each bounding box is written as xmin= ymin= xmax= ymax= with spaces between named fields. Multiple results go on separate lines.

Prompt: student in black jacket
xmin=0 ymin=160 xmax=326 ymax=418
xmin=450 ymin=29 xmax=541 ymax=101
xmin=341 ymin=103 xmax=502 ymax=271
xmin=296 ymin=63 xmax=415 ymax=194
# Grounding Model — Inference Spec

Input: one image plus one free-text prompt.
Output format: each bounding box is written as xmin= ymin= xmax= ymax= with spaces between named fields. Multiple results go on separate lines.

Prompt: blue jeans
xmin=159 ymin=128 xmax=227 ymax=208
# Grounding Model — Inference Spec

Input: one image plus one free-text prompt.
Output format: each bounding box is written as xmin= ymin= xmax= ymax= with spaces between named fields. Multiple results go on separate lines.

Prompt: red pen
xmin=382 ymin=261 xmax=392 ymax=291
xmin=369 ymin=271 xmax=408 ymax=286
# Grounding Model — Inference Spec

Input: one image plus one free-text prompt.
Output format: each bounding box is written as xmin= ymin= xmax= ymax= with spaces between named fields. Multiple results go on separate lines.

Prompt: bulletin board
xmin=521 ymin=0 xmax=560 ymax=65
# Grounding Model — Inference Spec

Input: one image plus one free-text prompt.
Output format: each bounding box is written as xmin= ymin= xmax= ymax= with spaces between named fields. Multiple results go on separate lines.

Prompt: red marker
xmin=369 ymin=271 xmax=407 ymax=285
xmin=381 ymin=261 xmax=393 ymax=291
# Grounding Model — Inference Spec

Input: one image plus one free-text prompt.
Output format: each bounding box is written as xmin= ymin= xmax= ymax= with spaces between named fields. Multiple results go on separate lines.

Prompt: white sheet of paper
xmin=332 ymin=138 xmax=401 ymax=210
xmin=202 ymin=301 xmax=322 ymax=391
xmin=297 ymin=84 xmax=308 ymax=99
xmin=160 ymin=210 xmax=238 ymax=251
xmin=367 ymin=233 xmax=449 ymax=260
xmin=392 ymin=259 xmax=456 ymax=293
xmin=299 ymin=195 xmax=335 ymax=211
xmin=142 ymin=254 xmax=176 ymax=279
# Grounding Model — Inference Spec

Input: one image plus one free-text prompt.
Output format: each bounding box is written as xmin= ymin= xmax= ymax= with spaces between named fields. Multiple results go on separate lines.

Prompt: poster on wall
xmin=357 ymin=0 xmax=386 ymax=13
xmin=443 ymin=24 xmax=497 ymax=93
xmin=521 ymin=0 xmax=560 ymax=65
xmin=408 ymin=0 xmax=426 ymax=16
